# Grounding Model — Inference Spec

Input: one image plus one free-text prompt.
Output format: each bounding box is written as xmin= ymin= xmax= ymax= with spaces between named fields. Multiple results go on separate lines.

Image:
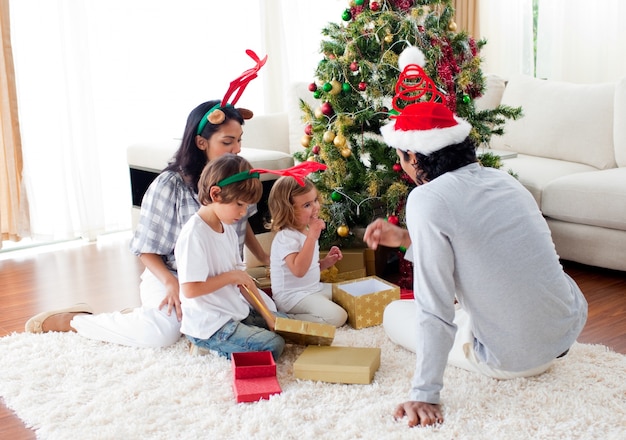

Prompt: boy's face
xmin=292 ymin=187 xmax=320 ymax=229
xmin=214 ymin=199 xmax=250 ymax=225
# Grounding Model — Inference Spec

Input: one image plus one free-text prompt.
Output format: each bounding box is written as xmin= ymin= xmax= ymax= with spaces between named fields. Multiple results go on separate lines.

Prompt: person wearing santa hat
xmin=363 ymin=46 xmax=587 ymax=428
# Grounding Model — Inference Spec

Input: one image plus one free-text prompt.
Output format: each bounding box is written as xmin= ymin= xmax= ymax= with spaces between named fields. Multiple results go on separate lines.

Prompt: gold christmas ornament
xmin=323 ymin=130 xmax=336 ymax=143
xmin=337 ymin=225 xmax=350 ymax=237
xmin=384 ymin=34 xmax=393 ymax=43
xmin=341 ymin=148 xmax=352 ymax=158
xmin=448 ymin=21 xmax=457 ymax=32
xmin=314 ymin=107 xmax=324 ymax=119
xmin=330 ymin=80 xmax=342 ymax=95
xmin=301 ymin=135 xmax=312 ymax=148
xmin=333 ymin=134 xmax=347 ymax=148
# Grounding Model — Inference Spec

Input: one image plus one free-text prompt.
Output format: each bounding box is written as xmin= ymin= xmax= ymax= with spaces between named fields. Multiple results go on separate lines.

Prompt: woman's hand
xmin=160 ymin=277 xmax=182 ymax=321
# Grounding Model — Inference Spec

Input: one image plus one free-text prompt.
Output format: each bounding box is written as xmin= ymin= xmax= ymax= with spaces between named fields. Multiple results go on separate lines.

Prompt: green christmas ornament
xmin=313 ymin=90 xmax=321 ymax=99
xmin=342 ymin=9 xmax=352 ymax=21
xmin=463 ymin=94 xmax=471 ymax=104
xmin=355 ymin=0 xmax=365 ymax=5
xmin=342 ymin=82 xmax=351 ymax=93
xmin=323 ymin=82 xmax=333 ymax=92
xmin=331 ymin=191 xmax=342 ymax=202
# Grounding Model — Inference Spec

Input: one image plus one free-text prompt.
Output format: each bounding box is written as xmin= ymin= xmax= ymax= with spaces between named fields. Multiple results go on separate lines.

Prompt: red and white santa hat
xmin=380 ymin=46 xmax=471 ymax=155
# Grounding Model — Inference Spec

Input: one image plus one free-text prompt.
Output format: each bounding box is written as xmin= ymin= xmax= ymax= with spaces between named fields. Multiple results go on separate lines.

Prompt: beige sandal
xmin=24 ymin=303 xmax=94 ymax=333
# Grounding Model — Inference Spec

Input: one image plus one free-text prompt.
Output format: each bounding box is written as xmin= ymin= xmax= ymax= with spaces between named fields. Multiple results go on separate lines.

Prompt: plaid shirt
xmin=130 ymin=170 xmax=255 ymax=272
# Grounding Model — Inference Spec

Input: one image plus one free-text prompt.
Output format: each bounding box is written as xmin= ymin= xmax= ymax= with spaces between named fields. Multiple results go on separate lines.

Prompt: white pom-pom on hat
xmin=398 ymin=45 xmax=426 ymax=71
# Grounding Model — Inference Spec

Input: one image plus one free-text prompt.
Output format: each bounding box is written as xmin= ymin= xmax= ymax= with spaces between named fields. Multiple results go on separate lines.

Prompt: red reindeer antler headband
xmin=197 ymin=49 xmax=268 ymax=135
xmin=217 ymin=162 xmax=328 ymax=188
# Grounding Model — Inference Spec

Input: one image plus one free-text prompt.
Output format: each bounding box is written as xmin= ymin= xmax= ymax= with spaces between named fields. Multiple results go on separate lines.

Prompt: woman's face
xmin=197 ymin=119 xmax=243 ymax=161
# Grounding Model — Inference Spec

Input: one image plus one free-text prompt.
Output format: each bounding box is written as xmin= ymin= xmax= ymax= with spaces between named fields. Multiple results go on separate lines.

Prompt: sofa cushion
xmin=501 ymin=155 xmax=597 ymax=206
xmin=614 ymin=77 xmax=626 ymax=167
xmin=127 ymin=141 xmax=293 ymax=182
xmin=474 ymin=74 xmax=506 ymax=112
xmin=491 ymin=75 xmax=616 ymax=170
xmin=542 ymin=168 xmax=626 ymax=231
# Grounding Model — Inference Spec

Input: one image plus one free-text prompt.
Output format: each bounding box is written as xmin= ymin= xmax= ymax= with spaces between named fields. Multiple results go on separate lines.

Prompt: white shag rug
xmin=1 ymin=326 xmax=625 ymax=440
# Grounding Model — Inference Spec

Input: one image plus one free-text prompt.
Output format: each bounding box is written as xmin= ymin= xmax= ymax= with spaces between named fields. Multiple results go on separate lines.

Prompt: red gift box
xmin=231 ymin=351 xmax=282 ymax=403
xmin=232 ymin=351 xmax=276 ymax=379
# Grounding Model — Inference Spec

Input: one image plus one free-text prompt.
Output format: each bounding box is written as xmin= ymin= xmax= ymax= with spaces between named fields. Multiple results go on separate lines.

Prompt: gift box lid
xmin=293 ymin=345 xmax=381 ymax=384
xmin=274 ymin=317 xmax=335 ymax=346
xmin=231 ymin=351 xmax=276 ymax=379
xmin=233 ymin=376 xmax=282 ymax=403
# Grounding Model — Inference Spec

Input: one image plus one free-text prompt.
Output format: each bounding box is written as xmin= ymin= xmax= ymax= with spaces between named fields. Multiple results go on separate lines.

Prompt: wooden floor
xmin=1 ymin=232 xmax=625 ymax=439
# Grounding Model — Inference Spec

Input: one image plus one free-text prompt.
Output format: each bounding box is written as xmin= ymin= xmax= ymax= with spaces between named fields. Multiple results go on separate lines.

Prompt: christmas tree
xmin=295 ymin=0 xmax=522 ymax=249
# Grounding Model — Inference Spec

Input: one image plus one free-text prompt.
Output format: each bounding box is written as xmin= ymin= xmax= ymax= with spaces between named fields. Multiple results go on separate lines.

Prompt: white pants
xmin=287 ymin=283 xmax=348 ymax=327
xmin=71 ymin=268 xmax=182 ymax=348
xmin=383 ymin=300 xmax=553 ymax=380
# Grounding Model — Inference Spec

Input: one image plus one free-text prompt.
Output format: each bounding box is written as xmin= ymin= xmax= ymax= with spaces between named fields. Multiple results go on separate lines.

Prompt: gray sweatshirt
xmin=404 ymin=163 xmax=587 ymax=404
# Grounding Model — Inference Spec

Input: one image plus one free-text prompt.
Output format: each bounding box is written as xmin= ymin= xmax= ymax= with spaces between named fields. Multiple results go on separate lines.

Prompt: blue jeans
xmin=186 ymin=310 xmax=287 ymax=361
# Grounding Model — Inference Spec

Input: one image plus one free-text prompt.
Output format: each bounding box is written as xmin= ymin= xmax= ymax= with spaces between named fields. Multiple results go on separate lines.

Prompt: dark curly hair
xmin=401 ymin=137 xmax=477 ymax=184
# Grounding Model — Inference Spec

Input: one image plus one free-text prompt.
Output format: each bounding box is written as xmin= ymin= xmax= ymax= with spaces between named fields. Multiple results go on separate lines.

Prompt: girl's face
xmin=197 ymin=119 xmax=243 ymax=161
xmin=292 ymin=187 xmax=320 ymax=230
xmin=214 ymin=199 xmax=250 ymax=226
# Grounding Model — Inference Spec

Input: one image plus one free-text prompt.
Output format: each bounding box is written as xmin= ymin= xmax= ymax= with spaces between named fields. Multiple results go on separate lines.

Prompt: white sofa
xmin=488 ymin=74 xmax=626 ymax=272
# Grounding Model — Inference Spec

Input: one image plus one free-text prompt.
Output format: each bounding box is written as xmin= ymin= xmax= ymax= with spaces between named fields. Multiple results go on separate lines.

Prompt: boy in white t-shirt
xmin=175 ymin=154 xmax=285 ymax=360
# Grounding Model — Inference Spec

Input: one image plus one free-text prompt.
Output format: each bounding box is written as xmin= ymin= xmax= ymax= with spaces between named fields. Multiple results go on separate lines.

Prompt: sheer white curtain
xmin=9 ymin=0 xmax=343 ymax=243
xmin=478 ymin=0 xmax=535 ymax=79
xmin=536 ymin=0 xmax=626 ymax=83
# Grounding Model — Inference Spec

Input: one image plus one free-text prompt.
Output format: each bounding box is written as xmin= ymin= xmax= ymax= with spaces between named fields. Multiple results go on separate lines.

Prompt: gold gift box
xmin=293 ymin=345 xmax=381 ymax=384
xmin=274 ymin=317 xmax=335 ymax=346
xmin=332 ymin=276 xmax=400 ymax=329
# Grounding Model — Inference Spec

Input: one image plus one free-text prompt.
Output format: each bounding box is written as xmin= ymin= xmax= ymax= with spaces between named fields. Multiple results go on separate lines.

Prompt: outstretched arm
xmin=363 ymin=218 xmax=411 ymax=250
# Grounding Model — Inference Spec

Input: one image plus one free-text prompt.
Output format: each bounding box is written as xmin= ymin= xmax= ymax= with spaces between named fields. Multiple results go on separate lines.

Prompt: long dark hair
xmin=164 ymin=100 xmax=245 ymax=193
xmin=403 ymin=137 xmax=477 ymax=185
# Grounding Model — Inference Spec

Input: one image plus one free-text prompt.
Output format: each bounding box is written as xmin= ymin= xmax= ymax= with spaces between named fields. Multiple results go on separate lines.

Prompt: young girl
xmin=175 ymin=154 xmax=285 ymax=360
xmin=268 ymin=175 xmax=348 ymax=327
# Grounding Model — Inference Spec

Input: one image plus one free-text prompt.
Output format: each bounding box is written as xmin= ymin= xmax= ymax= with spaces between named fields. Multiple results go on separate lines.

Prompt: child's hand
xmin=231 ymin=270 xmax=256 ymax=291
xmin=308 ymin=217 xmax=326 ymax=239
xmin=320 ymin=245 xmax=342 ymax=270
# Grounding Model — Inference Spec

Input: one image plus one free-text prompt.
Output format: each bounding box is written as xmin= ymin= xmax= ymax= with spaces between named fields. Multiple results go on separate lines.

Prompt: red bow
xmin=251 ymin=162 xmax=327 ymax=186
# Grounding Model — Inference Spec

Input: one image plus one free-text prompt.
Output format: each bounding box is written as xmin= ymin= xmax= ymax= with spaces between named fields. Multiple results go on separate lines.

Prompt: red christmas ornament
xmin=358 ymin=82 xmax=367 ymax=91
xmin=312 ymin=145 xmax=320 ymax=155
xmin=350 ymin=61 xmax=359 ymax=72
xmin=308 ymin=83 xmax=317 ymax=92
xmin=304 ymin=124 xmax=313 ymax=135
xmin=321 ymin=101 xmax=334 ymax=116
xmin=387 ymin=215 xmax=399 ymax=225
xmin=392 ymin=163 xmax=402 ymax=172
xmin=370 ymin=2 xmax=380 ymax=11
